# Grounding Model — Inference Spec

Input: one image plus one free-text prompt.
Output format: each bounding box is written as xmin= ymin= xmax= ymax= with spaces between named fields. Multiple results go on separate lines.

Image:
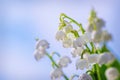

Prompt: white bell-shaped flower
xmin=67 ymin=33 xmax=76 ymax=40
xmin=62 ymin=38 xmax=73 ymax=48
xmin=105 ymin=67 xmax=119 ymax=80
xmin=58 ymin=56 xmax=71 ymax=67
xmin=34 ymin=47 xmax=46 ymax=61
xmin=101 ymin=30 xmax=112 ymax=42
xmin=71 ymin=47 xmax=84 ymax=57
xmin=87 ymin=54 xmax=99 ymax=64
xmin=83 ymin=32 xmax=92 ymax=43
xmin=36 ymin=39 xmax=49 ymax=49
xmin=50 ymin=68 xmax=63 ymax=80
xmin=63 ymin=21 xmax=73 ymax=33
xmin=86 ymin=23 xmax=94 ymax=33
xmin=98 ymin=53 xmax=115 ymax=65
xmin=91 ymin=30 xmax=102 ymax=43
xmin=73 ymin=37 xmax=86 ymax=48
xmin=95 ymin=18 xmax=105 ymax=29
xmin=55 ymin=30 xmax=66 ymax=41
xmin=78 ymin=73 xmax=92 ymax=80
xmin=76 ymin=59 xmax=89 ymax=70
xmin=83 ymin=53 xmax=90 ymax=59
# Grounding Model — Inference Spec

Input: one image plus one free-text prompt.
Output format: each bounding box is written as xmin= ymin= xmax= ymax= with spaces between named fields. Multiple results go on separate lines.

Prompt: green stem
xmin=90 ymin=42 xmax=95 ymax=53
xmin=60 ymin=13 xmax=85 ymax=34
xmin=46 ymin=53 xmax=69 ymax=80
xmin=95 ymin=64 xmax=101 ymax=80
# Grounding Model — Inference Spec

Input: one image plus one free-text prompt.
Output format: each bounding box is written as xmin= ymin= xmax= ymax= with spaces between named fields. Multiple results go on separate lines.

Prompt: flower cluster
xmin=76 ymin=52 xmax=115 ymax=70
xmin=33 ymin=39 xmax=71 ymax=80
xmin=87 ymin=10 xmax=112 ymax=44
xmin=34 ymin=39 xmax=49 ymax=61
xmin=34 ymin=9 xmax=120 ymax=80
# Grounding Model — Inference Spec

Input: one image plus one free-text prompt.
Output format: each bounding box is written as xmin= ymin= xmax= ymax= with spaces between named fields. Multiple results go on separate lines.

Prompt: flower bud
xmin=105 ymin=67 xmax=119 ymax=80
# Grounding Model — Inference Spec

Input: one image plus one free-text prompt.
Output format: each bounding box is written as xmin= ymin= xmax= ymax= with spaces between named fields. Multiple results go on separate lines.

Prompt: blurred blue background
xmin=0 ymin=0 xmax=120 ymax=80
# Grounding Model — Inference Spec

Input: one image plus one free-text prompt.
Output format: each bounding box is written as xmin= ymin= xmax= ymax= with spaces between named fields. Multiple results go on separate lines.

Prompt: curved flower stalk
xmin=33 ymin=39 xmax=70 ymax=80
xmin=34 ymin=9 xmax=120 ymax=80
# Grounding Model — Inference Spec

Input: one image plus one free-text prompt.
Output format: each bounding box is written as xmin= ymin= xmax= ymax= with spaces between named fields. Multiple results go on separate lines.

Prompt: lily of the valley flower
xmin=105 ymin=67 xmax=120 ymax=80
xmin=76 ymin=59 xmax=89 ymax=70
xmin=36 ymin=39 xmax=49 ymax=49
xmin=91 ymin=30 xmax=102 ymax=43
xmin=55 ymin=30 xmax=66 ymax=41
xmin=62 ymin=38 xmax=73 ymax=48
xmin=98 ymin=53 xmax=115 ymax=65
xmin=86 ymin=18 xmax=105 ymax=32
xmin=58 ymin=56 xmax=71 ymax=68
xmin=34 ymin=39 xmax=49 ymax=61
xmin=73 ymin=37 xmax=86 ymax=48
xmin=86 ymin=23 xmax=94 ymax=33
xmin=101 ymin=30 xmax=112 ymax=42
xmin=87 ymin=54 xmax=99 ymax=64
xmin=83 ymin=32 xmax=92 ymax=43
xmin=50 ymin=68 xmax=63 ymax=80
xmin=34 ymin=47 xmax=46 ymax=61
xmin=78 ymin=73 xmax=92 ymax=80
xmin=73 ymin=33 xmax=91 ymax=48
xmin=63 ymin=21 xmax=73 ymax=33
xmin=71 ymin=47 xmax=84 ymax=57
xmin=95 ymin=18 xmax=105 ymax=29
